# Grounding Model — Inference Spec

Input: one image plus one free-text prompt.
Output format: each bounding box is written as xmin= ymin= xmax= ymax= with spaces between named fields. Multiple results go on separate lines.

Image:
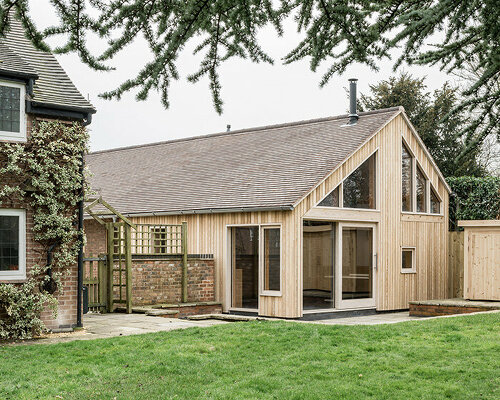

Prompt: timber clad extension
xmin=87 ymin=107 xmax=450 ymax=318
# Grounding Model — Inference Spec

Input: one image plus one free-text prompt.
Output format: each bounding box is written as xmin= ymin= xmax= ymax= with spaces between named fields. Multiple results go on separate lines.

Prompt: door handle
xmin=374 ymin=253 xmax=378 ymax=270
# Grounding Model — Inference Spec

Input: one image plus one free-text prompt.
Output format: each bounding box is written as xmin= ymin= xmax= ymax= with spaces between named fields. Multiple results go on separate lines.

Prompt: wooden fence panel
xmin=448 ymin=231 xmax=464 ymax=298
xmin=459 ymin=221 xmax=500 ymax=301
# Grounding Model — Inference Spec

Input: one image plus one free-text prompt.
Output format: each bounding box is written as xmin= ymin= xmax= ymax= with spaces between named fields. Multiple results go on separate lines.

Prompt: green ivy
xmin=447 ymin=176 xmax=500 ymax=231
xmin=0 ymin=121 xmax=88 ymax=340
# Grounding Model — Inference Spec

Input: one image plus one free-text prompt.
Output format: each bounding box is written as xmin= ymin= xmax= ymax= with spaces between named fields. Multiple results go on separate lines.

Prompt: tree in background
xmin=359 ymin=73 xmax=486 ymax=177
xmin=0 ymin=1 xmax=498 ymax=147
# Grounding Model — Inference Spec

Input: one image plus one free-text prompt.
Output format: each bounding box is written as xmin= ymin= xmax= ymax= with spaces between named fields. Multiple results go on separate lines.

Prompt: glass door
xmin=231 ymin=227 xmax=259 ymax=309
xmin=335 ymin=223 xmax=377 ymax=309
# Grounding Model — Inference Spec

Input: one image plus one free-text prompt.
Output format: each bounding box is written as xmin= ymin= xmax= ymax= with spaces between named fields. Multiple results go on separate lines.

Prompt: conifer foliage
xmin=0 ymin=1 xmax=498 ymax=141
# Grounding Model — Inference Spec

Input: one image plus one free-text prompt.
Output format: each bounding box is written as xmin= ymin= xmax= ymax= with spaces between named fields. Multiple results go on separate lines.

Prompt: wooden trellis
xmin=83 ymin=197 xmax=189 ymax=313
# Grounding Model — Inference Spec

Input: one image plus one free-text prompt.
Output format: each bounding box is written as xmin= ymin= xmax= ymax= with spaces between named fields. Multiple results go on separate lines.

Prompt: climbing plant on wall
xmin=0 ymin=120 xmax=88 ymax=340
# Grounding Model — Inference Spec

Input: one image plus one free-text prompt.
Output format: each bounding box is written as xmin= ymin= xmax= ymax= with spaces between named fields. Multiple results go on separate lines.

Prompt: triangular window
xmin=318 ymin=186 xmax=340 ymax=207
xmin=343 ymin=153 xmax=376 ymax=209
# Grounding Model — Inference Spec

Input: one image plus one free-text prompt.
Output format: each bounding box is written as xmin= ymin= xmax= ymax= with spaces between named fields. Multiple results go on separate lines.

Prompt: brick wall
xmin=1 ymin=114 xmax=79 ymax=331
xmin=409 ymin=304 xmax=492 ymax=317
xmin=130 ymin=258 xmax=215 ymax=305
xmin=84 ymin=219 xmax=107 ymax=256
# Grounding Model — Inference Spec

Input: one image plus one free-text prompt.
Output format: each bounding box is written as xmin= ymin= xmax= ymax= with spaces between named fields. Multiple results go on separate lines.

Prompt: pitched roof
xmin=86 ymin=107 xmax=401 ymax=216
xmin=0 ymin=15 xmax=95 ymax=113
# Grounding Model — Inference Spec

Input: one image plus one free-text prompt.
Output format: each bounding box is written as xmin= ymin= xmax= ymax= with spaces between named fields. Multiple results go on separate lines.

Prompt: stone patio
xmin=8 ymin=309 xmax=498 ymax=346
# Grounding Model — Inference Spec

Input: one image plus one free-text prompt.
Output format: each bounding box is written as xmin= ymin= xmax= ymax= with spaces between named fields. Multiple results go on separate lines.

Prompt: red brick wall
xmin=409 ymin=304 xmax=492 ymax=317
xmin=1 ymin=114 xmax=80 ymax=331
xmin=130 ymin=258 xmax=215 ymax=305
xmin=84 ymin=219 xmax=107 ymax=256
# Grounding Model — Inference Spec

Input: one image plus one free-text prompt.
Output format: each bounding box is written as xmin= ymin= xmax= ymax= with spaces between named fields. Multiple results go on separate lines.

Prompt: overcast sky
xmin=32 ymin=2 xmax=456 ymax=152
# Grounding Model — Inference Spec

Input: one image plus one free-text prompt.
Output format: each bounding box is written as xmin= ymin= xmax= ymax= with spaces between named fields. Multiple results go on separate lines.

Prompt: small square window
xmin=0 ymin=81 xmax=26 ymax=142
xmin=401 ymin=248 xmax=416 ymax=274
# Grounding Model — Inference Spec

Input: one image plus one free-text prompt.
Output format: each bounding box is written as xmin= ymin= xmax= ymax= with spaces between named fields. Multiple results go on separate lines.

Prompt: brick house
xmin=86 ymin=81 xmax=451 ymax=319
xmin=0 ymin=16 xmax=95 ymax=330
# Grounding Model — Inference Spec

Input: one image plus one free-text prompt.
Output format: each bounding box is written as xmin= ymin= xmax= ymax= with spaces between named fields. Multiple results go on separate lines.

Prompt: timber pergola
xmin=83 ymin=197 xmax=189 ymax=313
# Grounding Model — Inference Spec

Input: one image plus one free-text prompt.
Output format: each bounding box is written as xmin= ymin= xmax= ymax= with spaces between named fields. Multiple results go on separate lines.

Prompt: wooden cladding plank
xmin=448 ymin=231 xmax=464 ymax=298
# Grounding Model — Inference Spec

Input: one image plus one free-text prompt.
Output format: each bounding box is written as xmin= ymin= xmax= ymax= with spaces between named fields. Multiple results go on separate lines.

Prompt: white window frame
xmin=0 ymin=80 xmax=26 ymax=142
xmin=401 ymin=247 xmax=416 ymax=274
xmin=260 ymin=225 xmax=283 ymax=296
xmin=0 ymin=209 xmax=26 ymax=280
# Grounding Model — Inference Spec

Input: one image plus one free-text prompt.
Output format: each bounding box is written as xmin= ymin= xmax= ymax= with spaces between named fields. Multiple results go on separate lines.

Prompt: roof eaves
xmin=84 ymin=205 xmax=296 ymax=219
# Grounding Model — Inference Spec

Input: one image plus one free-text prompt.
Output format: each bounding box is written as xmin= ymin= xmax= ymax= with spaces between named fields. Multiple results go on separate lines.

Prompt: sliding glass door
xmin=303 ymin=221 xmax=335 ymax=310
xmin=231 ymin=227 xmax=259 ymax=309
xmin=336 ymin=223 xmax=377 ymax=309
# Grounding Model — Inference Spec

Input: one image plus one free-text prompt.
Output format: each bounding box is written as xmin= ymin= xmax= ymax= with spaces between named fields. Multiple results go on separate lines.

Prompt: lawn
xmin=1 ymin=313 xmax=499 ymax=400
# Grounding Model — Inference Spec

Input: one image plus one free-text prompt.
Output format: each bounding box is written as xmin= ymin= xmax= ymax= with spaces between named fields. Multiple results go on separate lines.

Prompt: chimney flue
xmin=226 ymin=124 xmax=231 ymax=132
xmin=348 ymin=78 xmax=359 ymax=125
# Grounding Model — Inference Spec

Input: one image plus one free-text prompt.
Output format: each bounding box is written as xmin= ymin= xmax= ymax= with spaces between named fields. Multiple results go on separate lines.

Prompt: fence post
xmin=125 ymin=224 xmax=133 ymax=313
xmin=98 ymin=254 xmax=107 ymax=313
xmin=106 ymin=222 xmax=114 ymax=312
xmin=182 ymin=222 xmax=188 ymax=303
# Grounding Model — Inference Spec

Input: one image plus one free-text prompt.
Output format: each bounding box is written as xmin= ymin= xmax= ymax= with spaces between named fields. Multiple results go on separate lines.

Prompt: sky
xmin=31 ymin=3 xmax=456 ymax=152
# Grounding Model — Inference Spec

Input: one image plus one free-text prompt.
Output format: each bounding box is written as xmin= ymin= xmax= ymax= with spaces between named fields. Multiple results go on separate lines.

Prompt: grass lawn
xmin=1 ymin=313 xmax=499 ymax=400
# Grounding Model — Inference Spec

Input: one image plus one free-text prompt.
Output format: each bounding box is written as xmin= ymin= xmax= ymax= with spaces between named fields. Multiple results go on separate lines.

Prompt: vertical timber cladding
xmin=293 ymin=114 xmax=449 ymax=312
xmin=127 ymin=114 xmax=449 ymax=316
xmin=130 ymin=210 xmax=299 ymax=318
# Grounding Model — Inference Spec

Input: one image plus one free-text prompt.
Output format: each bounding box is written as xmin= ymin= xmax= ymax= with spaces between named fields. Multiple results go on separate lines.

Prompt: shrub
xmin=447 ymin=176 xmax=500 ymax=230
xmin=0 ymin=121 xmax=88 ymax=340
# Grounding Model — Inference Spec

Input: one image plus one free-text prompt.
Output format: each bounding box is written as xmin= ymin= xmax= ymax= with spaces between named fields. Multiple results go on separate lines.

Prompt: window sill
xmin=0 ymin=278 xmax=27 ymax=284
xmin=260 ymin=291 xmax=282 ymax=297
xmin=400 ymin=270 xmax=416 ymax=274
xmin=0 ymin=135 xmax=27 ymax=143
xmin=401 ymin=211 xmax=443 ymax=217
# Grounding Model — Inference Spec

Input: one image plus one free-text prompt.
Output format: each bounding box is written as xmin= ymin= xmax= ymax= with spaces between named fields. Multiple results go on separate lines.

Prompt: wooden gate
xmin=83 ymin=255 xmax=107 ymax=312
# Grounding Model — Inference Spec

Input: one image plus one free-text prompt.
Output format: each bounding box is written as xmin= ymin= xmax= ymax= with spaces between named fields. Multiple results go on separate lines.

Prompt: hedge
xmin=447 ymin=176 xmax=500 ymax=231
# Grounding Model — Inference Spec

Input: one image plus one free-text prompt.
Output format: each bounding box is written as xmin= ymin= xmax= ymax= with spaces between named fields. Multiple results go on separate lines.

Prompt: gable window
xmin=343 ymin=153 xmax=376 ymax=209
xmin=401 ymin=143 xmax=413 ymax=212
xmin=401 ymin=247 xmax=415 ymax=273
xmin=318 ymin=186 xmax=339 ymax=207
xmin=416 ymin=165 xmax=427 ymax=213
xmin=430 ymin=187 xmax=441 ymax=214
xmin=0 ymin=209 xmax=26 ymax=280
xmin=0 ymin=81 xmax=26 ymax=142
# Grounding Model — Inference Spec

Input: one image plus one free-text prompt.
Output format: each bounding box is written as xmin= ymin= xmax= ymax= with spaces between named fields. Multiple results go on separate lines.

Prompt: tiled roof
xmin=0 ymin=15 xmax=95 ymax=113
xmin=86 ymin=107 xmax=401 ymax=215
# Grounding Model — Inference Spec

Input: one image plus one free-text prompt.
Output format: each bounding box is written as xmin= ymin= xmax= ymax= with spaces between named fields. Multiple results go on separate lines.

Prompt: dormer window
xmin=0 ymin=80 xmax=26 ymax=142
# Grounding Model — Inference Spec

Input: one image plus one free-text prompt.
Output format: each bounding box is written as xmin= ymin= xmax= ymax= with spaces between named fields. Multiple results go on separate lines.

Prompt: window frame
xmin=429 ymin=185 xmax=442 ymax=214
xmin=415 ymin=163 xmax=428 ymax=213
xmin=0 ymin=209 xmax=26 ymax=281
xmin=401 ymin=139 xmax=415 ymax=213
xmin=401 ymin=137 xmax=444 ymax=216
xmin=0 ymin=80 xmax=26 ymax=142
xmin=259 ymin=225 xmax=282 ymax=297
xmin=314 ymin=149 xmax=379 ymax=211
xmin=401 ymin=247 xmax=416 ymax=274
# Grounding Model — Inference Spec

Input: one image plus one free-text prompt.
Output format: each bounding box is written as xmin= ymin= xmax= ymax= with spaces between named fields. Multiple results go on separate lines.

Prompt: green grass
xmin=1 ymin=313 xmax=499 ymax=400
